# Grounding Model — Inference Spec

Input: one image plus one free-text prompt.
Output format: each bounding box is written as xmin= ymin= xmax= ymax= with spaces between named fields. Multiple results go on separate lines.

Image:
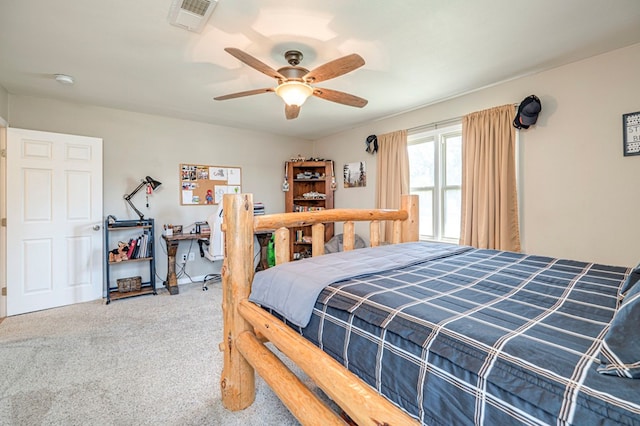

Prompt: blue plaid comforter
xmin=291 ymin=244 xmax=640 ymax=425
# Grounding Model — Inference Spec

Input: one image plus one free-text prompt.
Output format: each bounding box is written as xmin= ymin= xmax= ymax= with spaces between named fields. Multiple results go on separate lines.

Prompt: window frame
xmin=408 ymin=123 xmax=462 ymax=243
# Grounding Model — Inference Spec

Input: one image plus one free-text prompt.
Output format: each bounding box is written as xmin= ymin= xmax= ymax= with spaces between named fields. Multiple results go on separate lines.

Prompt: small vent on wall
xmin=168 ymin=0 xmax=218 ymax=33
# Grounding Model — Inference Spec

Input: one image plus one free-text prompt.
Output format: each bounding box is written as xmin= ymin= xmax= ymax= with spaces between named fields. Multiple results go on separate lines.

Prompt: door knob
xmin=93 ymin=225 xmax=101 ymax=231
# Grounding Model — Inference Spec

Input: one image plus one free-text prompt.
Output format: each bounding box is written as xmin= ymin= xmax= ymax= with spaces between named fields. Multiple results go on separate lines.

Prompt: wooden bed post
xmin=217 ymin=193 xmax=426 ymax=425
xmin=220 ymin=193 xmax=256 ymax=410
xmin=311 ymin=223 xmax=325 ymax=257
xmin=401 ymin=194 xmax=419 ymax=242
xmin=274 ymin=227 xmax=290 ymax=265
xmin=343 ymin=221 xmax=355 ymax=251
xmin=370 ymin=220 xmax=381 ymax=247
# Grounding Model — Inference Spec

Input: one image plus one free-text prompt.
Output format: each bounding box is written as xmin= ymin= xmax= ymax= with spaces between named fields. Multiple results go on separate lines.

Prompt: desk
xmin=162 ymin=230 xmax=273 ymax=295
xmin=162 ymin=233 xmax=207 ymax=295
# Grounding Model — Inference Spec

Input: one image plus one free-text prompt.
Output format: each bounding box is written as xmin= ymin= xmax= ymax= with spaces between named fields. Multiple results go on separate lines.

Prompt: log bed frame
xmin=220 ymin=193 xmax=420 ymax=425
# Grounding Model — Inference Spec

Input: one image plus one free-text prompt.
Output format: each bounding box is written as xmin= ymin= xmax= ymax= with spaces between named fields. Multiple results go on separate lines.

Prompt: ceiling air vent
xmin=168 ymin=0 xmax=218 ymax=33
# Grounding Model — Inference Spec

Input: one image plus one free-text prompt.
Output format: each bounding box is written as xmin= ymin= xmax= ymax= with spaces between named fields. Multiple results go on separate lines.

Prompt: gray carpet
xmin=0 ymin=282 xmax=326 ymax=425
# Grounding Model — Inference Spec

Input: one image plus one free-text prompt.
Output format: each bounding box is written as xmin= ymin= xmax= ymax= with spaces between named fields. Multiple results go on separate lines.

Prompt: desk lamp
xmin=124 ymin=176 xmax=162 ymax=220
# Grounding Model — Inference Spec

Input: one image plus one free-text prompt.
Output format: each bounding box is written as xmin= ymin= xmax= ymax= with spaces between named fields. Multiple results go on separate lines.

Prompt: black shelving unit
xmin=104 ymin=218 xmax=157 ymax=304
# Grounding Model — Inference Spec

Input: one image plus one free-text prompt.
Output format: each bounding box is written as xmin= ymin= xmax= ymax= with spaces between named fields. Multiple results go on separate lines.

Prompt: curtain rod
xmin=408 ymin=103 xmax=519 ymax=134
xmin=408 ymin=117 xmax=462 ymax=134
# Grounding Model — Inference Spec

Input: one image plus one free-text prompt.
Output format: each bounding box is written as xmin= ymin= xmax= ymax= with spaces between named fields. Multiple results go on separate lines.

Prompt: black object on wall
xmin=365 ymin=134 xmax=378 ymax=153
xmin=513 ymin=95 xmax=542 ymax=129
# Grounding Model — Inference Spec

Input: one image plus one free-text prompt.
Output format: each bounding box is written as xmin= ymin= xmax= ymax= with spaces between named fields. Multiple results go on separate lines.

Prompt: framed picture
xmin=623 ymin=111 xmax=640 ymax=156
xmin=343 ymin=161 xmax=366 ymax=188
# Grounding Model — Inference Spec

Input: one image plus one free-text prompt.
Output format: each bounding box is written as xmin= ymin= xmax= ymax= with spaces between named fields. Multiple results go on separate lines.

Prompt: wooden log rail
xmin=252 ymin=196 xmax=418 ymax=265
xmin=220 ymin=193 xmax=419 ymax=425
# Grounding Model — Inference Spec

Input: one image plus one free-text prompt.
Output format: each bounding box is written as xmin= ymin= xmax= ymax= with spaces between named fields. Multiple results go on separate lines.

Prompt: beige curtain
xmin=376 ymin=129 xmax=409 ymax=242
xmin=459 ymin=105 xmax=521 ymax=251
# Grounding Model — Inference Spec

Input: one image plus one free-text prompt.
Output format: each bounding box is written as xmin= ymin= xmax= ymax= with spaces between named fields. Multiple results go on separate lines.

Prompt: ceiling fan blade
xmin=214 ymin=87 xmax=274 ymax=101
xmin=304 ymin=54 xmax=365 ymax=84
xmin=285 ymin=104 xmax=300 ymax=120
xmin=312 ymin=87 xmax=368 ymax=108
xmin=224 ymin=47 xmax=285 ymax=80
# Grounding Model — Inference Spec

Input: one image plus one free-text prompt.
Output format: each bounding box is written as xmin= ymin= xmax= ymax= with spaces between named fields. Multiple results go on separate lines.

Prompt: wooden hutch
xmin=284 ymin=160 xmax=335 ymax=260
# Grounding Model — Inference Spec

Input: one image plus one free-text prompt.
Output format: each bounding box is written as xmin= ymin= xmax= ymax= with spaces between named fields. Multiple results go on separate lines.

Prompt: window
xmin=408 ymin=124 xmax=462 ymax=243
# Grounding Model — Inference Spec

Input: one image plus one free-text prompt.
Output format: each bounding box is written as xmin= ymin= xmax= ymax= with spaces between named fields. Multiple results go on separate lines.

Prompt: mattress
xmin=267 ymin=244 xmax=640 ymax=425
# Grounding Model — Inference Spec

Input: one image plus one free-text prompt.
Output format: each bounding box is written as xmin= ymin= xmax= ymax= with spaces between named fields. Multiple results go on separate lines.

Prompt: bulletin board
xmin=180 ymin=163 xmax=242 ymax=205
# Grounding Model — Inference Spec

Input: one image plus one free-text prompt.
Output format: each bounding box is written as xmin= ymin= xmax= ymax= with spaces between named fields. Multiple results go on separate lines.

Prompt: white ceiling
xmin=1 ymin=0 xmax=640 ymax=140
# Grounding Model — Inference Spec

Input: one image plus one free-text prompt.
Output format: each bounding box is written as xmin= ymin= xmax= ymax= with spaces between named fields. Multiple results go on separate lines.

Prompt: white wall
xmin=315 ymin=43 xmax=640 ymax=267
xmin=7 ymin=95 xmax=312 ymax=281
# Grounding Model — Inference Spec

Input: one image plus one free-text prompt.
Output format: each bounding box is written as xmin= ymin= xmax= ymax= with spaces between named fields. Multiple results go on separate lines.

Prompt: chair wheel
xmin=203 ymin=286 xmax=208 ymax=291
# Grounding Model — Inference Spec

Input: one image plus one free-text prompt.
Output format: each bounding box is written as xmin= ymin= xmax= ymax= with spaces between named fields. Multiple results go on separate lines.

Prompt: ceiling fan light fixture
xmin=215 ymin=48 xmax=367 ymax=119
xmin=275 ymin=81 xmax=313 ymax=106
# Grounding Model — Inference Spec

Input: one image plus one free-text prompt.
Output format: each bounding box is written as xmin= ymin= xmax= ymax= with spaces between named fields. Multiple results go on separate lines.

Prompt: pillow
xmin=598 ymin=282 xmax=640 ymax=378
xmin=324 ymin=233 xmax=366 ymax=254
xmin=618 ymin=263 xmax=640 ymax=300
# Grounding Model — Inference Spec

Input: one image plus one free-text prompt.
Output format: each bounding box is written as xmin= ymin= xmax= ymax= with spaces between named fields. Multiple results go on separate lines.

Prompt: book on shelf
xmin=143 ymin=233 xmax=150 ymax=258
xmin=126 ymin=238 xmax=137 ymax=259
xmin=293 ymin=204 xmax=325 ymax=212
xmin=126 ymin=233 xmax=151 ymax=259
xmin=254 ymin=202 xmax=265 ymax=216
xmin=109 ymin=230 xmax=152 ymax=261
xmin=137 ymin=234 xmax=147 ymax=258
xmin=131 ymin=237 xmax=139 ymax=259
xmin=195 ymin=221 xmax=211 ymax=235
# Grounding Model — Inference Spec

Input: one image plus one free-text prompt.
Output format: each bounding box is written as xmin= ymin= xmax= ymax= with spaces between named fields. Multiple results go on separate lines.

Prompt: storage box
xmin=117 ymin=276 xmax=142 ymax=293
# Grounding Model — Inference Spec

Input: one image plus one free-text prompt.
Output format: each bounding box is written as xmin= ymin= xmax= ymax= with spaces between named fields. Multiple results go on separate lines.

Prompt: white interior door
xmin=7 ymin=128 xmax=103 ymax=316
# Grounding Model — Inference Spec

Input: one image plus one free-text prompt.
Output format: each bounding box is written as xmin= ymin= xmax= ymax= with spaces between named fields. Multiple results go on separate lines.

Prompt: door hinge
xmin=1 ymin=218 xmax=5 ymax=227
xmin=0 ymin=148 xmax=5 ymax=158
xmin=1 ymin=287 xmax=6 ymax=296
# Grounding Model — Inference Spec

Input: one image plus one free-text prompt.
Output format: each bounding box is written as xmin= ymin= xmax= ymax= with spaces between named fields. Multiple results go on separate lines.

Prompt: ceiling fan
xmin=214 ymin=48 xmax=368 ymax=120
